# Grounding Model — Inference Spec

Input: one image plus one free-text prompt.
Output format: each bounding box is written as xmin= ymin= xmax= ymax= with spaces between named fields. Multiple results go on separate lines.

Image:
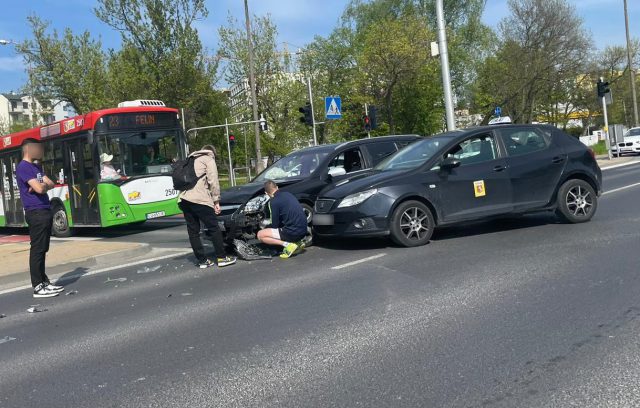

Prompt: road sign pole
xmin=307 ymin=77 xmax=318 ymax=146
xmin=225 ymin=118 xmax=235 ymax=186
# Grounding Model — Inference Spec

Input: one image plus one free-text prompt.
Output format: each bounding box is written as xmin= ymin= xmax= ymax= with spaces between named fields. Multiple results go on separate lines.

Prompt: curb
xmin=0 ymin=242 xmax=153 ymax=293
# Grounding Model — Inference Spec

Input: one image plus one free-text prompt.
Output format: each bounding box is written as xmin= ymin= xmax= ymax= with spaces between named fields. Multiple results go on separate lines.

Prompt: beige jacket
xmin=179 ymin=150 xmax=221 ymax=208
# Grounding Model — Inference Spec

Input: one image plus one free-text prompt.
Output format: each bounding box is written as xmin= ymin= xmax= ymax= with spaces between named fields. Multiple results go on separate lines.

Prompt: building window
xmin=23 ymin=102 xmax=29 ymax=110
xmin=11 ymin=101 xmax=17 ymax=110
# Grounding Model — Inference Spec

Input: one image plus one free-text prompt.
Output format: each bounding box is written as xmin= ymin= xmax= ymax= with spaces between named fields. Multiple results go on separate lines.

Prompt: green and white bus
xmin=0 ymin=100 xmax=188 ymax=236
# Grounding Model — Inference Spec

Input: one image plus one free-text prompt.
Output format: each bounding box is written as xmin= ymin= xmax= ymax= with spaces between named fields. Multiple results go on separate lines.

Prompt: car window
xmin=627 ymin=128 xmax=640 ymax=137
xmin=500 ymin=128 xmax=549 ymax=156
xmin=328 ymin=148 xmax=364 ymax=173
xmin=366 ymin=142 xmax=398 ymax=166
xmin=254 ymin=150 xmax=329 ymax=182
xmin=445 ymin=134 xmax=497 ymax=165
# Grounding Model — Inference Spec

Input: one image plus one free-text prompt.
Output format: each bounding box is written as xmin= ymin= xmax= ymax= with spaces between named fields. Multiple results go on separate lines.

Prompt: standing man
xmin=16 ymin=138 xmax=64 ymax=298
xmin=178 ymin=145 xmax=237 ymax=268
xmin=257 ymin=180 xmax=308 ymax=259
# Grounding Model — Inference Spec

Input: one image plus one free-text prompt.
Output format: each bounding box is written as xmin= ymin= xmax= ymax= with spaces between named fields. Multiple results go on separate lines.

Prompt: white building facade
xmin=0 ymin=93 xmax=75 ymax=132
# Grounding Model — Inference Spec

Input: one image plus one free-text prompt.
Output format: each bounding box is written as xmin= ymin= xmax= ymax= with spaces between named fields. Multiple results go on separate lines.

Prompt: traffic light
xmin=364 ymin=115 xmax=371 ymax=131
xmin=369 ymin=105 xmax=378 ymax=130
xmin=298 ymin=103 xmax=313 ymax=126
xmin=229 ymin=132 xmax=236 ymax=149
xmin=597 ymin=79 xmax=610 ymax=98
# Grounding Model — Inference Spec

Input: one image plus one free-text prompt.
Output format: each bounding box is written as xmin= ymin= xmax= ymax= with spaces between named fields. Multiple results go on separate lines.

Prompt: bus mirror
xmin=87 ymin=131 xmax=95 ymax=144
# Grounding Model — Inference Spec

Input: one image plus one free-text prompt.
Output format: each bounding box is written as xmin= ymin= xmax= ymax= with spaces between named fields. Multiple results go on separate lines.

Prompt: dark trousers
xmin=179 ymin=200 xmax=226 ymax=262
xmin=25 ymin=209 xmax=53 ymax=288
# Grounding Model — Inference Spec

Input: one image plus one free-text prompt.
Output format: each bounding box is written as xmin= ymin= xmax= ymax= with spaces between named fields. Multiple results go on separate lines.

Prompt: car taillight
xmin=588 ymin=148 xmax=596 ymax=160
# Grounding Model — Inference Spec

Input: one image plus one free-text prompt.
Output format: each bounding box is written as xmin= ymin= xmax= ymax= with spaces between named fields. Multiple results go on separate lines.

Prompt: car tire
xmin=556 ymin=179 xmax=597 ymax=224
xmin=300 ymin=203 xmax=314 ymax=225
xmin=389 ymin=200 xmax=435 ymax=247
xmin=52 ymin=204 xmax=73 ymax=238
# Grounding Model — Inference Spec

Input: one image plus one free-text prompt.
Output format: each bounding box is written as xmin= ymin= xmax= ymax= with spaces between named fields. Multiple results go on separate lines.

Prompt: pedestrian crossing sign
xmin=325 ymin=97 xmax=342 ymax=120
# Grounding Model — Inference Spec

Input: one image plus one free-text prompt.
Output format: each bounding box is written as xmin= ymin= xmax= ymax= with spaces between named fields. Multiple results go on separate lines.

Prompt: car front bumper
xmin=312 ymin=193 xmax=394 ymax=238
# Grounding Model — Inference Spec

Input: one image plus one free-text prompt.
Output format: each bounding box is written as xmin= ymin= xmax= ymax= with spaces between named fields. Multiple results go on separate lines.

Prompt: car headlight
xmin=242 ymin=195 xmax=270 ymax=214
xmin=338 ymin=188 xmax=378 ymax=208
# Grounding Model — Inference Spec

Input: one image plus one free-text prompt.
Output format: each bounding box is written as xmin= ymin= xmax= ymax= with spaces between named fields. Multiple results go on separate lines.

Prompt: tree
xmin=17 ymin=16 xmax=109 ymax=114
xmin=473 ymin=0 xmax=592 ymax=124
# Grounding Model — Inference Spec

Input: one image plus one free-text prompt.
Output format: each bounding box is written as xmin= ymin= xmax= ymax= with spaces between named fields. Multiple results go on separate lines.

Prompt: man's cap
xmin=21 ymin=138 xmax=41 ymax=146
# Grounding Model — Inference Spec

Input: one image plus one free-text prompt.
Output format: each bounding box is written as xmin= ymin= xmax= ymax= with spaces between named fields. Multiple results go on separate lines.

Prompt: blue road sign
xmin=325 ymin=96 xmax=342 ymax=120
xmin=494 ymin=106 xmax=502 ymax=117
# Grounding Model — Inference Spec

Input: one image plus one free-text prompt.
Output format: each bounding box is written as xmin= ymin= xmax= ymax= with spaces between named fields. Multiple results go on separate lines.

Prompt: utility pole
xmin=365 ymin=103 xmax=371 ymax=138
xmin=435 ymin=0 xmax=456 ymax=131
xmin=306 ymin=77 xmax=318 ymax=146
xmin=624 ymin=0 xmax=639 ymax=127
xmin=244 ymin=0 xmax=262 ymax=171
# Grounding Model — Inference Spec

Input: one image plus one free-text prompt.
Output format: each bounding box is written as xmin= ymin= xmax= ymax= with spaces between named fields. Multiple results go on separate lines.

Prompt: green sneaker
xmin=280 ymin=242 xmax=299 ymax=259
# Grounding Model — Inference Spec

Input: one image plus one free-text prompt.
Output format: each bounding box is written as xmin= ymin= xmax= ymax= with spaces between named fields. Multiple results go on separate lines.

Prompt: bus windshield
xmin=98 ymin=129 xmax=181 ymax=179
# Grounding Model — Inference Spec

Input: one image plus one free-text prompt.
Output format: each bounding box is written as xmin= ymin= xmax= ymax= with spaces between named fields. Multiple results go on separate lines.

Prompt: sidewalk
xmin=596 ymin=155 xmax=640 ymax=169
xmin=0 ymin=239 xmax=152 ymax=291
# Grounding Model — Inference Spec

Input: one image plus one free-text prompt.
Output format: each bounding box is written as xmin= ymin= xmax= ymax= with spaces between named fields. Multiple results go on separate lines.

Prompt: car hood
xmin=220 ymin=178 xmax=304 ymax=204
xmin=320 ymin=170 xmax=406 ymax=199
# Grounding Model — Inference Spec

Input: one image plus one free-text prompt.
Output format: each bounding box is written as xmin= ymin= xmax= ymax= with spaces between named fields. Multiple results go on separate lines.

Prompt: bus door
xmin=0 ymin=152 xmax=25 ymax=226
xmin=66 ymin=139 xmax=100 ymax=226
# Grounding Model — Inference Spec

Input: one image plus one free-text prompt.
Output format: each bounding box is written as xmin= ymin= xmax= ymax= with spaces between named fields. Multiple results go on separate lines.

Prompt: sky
xmin=0 ymin=0 xmax=638 ymax=93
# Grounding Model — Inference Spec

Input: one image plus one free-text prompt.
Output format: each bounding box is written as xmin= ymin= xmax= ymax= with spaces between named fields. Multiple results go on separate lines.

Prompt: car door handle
xmin=493 ymin=165 xmax=507 ymax=172
xmin=552 ymin=156 xmax=565 ymax=164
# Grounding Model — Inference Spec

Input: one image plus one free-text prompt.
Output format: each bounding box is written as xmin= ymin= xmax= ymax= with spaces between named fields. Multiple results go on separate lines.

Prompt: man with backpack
xmin=174 ymin=145 xmax=236 ymax=269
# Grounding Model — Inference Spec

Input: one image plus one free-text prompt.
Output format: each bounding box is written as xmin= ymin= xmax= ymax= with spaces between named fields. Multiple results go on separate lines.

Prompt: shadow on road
xmin=431 ymin=213 xmax=560 ymax=241
xmin=55 ymin=267 xmax=90 ymax=286
xmin=315 ymin=213 xmax=560 ymax=250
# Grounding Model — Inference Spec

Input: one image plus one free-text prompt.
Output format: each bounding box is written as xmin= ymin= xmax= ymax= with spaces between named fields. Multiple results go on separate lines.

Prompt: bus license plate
xmin=146 ymin=211 xmax=166 ymax=220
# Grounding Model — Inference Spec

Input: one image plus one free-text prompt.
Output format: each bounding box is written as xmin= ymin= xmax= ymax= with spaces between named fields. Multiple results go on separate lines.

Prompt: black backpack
xmin=171 ymin=154 xmax=206 ymax=191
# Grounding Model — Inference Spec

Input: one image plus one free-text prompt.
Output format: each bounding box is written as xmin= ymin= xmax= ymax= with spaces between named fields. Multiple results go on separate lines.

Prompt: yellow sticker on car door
xmin=473 ymin=180 xmax=486 ymax=197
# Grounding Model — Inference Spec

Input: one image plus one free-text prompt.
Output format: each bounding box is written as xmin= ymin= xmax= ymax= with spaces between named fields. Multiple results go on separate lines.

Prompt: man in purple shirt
xmin=16 ymin=138 xmax=64 ymax=298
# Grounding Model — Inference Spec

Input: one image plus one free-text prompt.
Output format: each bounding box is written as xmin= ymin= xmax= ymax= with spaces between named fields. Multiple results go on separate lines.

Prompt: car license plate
xmin=146 ymin=211 xmax=166 ymax=220
xmin=313 ymin=214 xmax=334 ymax=225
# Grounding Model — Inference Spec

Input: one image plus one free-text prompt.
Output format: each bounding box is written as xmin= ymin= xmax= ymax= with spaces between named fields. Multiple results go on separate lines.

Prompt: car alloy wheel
xmin=565 ymin=185 xmax=593 ymax=217
xmin=390 ymin=200 xmax=434 ymax=247
xmin=556 ymin=179 xmax=597 ymax=224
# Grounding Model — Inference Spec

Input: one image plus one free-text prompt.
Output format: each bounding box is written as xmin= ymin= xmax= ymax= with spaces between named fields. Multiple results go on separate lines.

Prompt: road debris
xmin=0 ymin=314 xmax=6 ymax=319
xmin=104 ymin=277 xmax=127 ymax=283
xmin=181 ymin=293 xmax=193 ymax=296
xmin=0 ymin=336 xmax=16 ymax=344
xmin=137 ymin=265 xmax=162 ymax=274
xmin=65 ymin=290 xmax=78 ymax=296
xmin=27 ymin=306 xmax=47 ymax=313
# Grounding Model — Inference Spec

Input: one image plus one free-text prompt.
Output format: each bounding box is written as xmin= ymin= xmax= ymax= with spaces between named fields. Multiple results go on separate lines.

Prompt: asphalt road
xmin=1 ymin=163 xmax=640 ymax=408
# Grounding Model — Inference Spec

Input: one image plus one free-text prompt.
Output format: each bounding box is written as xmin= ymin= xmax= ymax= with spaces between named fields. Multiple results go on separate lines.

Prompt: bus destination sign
xmin=98 ymin=112 xmax=177 ymax=132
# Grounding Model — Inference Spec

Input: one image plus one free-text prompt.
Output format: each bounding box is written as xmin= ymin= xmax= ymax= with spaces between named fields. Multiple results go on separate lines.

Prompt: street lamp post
xmin=243 ymin=0 xmax=263 ymax=172
xmin=624 ymin=0 xmax=639 ymax=127
xmin=435 ymin=0 xmax=456 ymax=131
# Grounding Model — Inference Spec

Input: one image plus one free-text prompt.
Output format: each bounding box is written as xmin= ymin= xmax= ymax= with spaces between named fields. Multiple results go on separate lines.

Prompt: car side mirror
xmin=440 ymin=157 xmax=461 ymax=170
xmin=327 ymin=167 xmax=347 ymax=179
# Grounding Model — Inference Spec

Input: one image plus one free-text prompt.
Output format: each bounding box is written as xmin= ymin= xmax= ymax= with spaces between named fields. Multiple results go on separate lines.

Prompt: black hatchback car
xmin=313 ymin=125 xmax=602 ymax=247
xmin=218 ymin=135 xmax=421 ymax=239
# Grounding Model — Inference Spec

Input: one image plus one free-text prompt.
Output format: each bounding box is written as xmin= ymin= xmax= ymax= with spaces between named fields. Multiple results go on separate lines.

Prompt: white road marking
xmin=601 ymin=160 xmax=640 ymax=171
xmin=0 ymin=249 xmax=192 ymax=296
xmin=331 ymin=253 xmax=387 ymax=270
xmin=603 ymin=182 xmax=640 ymax=196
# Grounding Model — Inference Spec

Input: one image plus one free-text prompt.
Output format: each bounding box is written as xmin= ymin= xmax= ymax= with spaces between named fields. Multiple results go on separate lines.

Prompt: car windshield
xmin=375 ymin=136 xmax=451 ymax=171
xmin=254 ymin=149 xmax=330 ymax=182
xmin=98 ymin=130 xmax=180 ymax=179
xmin=627 ymin=128 xmax=640 ymax=136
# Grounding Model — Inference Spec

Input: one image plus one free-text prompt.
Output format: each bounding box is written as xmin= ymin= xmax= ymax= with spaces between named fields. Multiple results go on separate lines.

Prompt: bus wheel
xmin=52 ymin=205 xmax=73 ymax=238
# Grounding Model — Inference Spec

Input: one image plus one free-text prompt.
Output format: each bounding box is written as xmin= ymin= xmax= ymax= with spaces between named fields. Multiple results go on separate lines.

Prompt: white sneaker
xmin=33 ymin=283 xmax=60 ymax=298
xmin=45 ymin=283 xmax=64 ymax=293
